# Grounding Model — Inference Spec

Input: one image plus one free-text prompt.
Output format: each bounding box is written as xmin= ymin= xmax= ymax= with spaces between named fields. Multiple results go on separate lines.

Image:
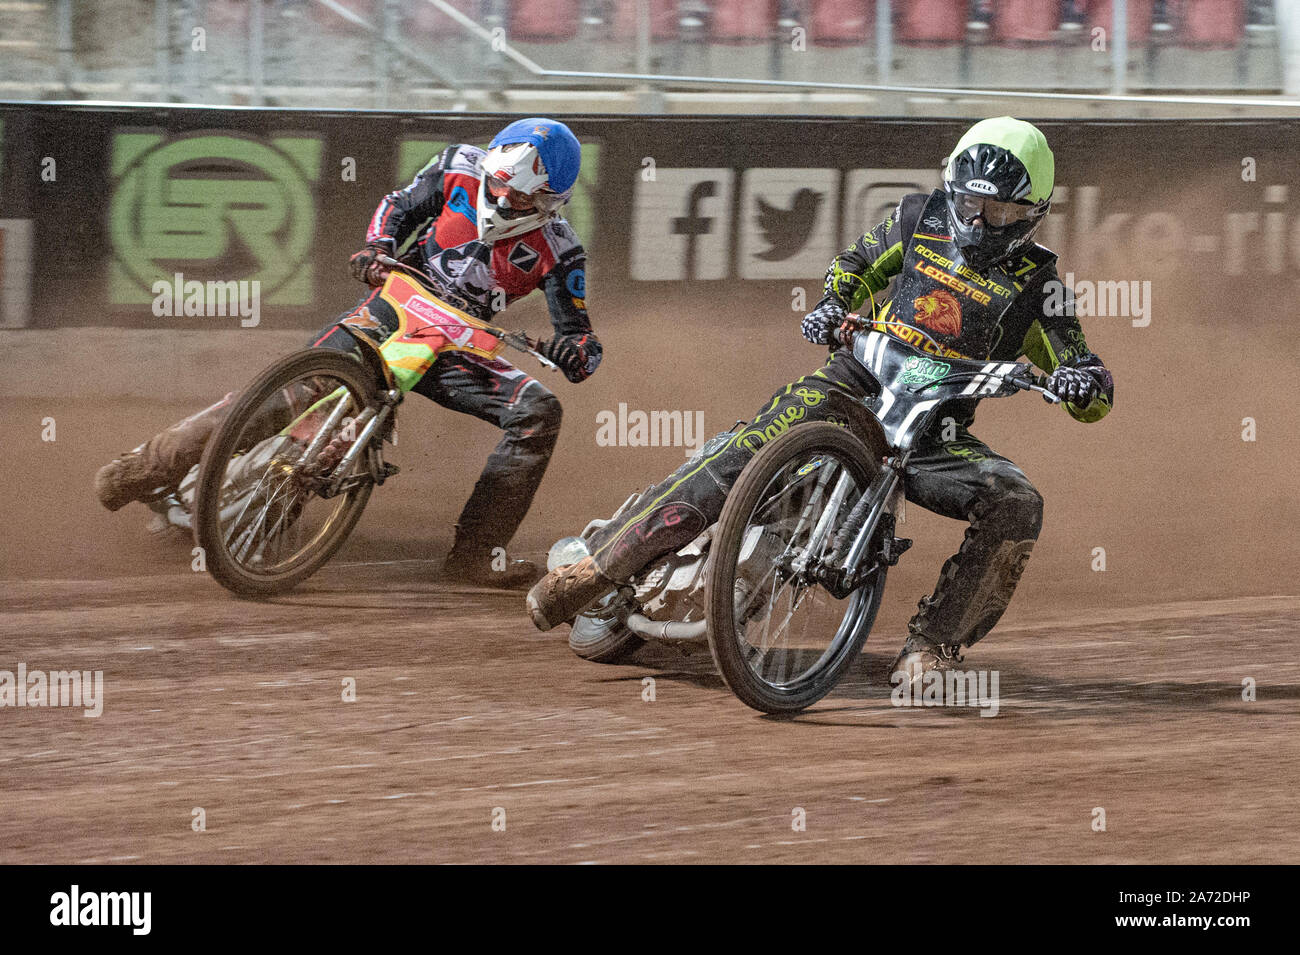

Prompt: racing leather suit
xmin=312 ymin=143 xmax=601 ymax=562
xmin=108 ymin=144 xmax=601 ymax=567
xmin=583 ymin=190 xmax=1113 ymax=652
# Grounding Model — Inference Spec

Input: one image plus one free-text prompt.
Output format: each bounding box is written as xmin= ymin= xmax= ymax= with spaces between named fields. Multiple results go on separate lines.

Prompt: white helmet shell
xmin=476 ymin=142 xmax=568 ymax=244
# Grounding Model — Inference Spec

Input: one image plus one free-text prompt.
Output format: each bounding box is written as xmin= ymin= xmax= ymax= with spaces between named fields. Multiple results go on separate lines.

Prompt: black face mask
xmin=946 ymin=192 xmax=1045 ymax=272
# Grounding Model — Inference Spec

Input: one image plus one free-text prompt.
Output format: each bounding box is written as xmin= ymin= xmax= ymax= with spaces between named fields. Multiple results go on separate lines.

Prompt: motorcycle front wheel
xmin=706 ymin=423 xmax=887 ymax=714
xmin=194 ymin=348 xmax=380 ymax=599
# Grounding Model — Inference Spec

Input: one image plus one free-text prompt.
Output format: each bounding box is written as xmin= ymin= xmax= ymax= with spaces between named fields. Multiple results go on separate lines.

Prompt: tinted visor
xmin=950 ymin=192 xmax=1040 ymax=228
xmin=485 ymin=176 xmax=565 ymax=216
xmin=486 ymin=176 xmax=537 ymax=214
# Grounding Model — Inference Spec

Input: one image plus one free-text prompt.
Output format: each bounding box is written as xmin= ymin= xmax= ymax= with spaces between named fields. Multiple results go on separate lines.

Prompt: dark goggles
xmin=486 ymin=176 xmax=537 ymax=211
xmin=485 ymin=176 xmax=566 ymax=216
xmin=950 ymin=191 xmax=1043 ymax=228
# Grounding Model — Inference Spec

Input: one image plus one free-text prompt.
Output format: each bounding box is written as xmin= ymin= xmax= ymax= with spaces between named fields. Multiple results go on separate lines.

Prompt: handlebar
xmin=1004 ymin=370 xmax=1061 ymax=404
xmin=376 ymin=255 xmax=559 ymax=373
xmin=842 ymin=316 xmax=1061 ymax=404
xmin=906 ymin=367 xmax=1061 ymax=404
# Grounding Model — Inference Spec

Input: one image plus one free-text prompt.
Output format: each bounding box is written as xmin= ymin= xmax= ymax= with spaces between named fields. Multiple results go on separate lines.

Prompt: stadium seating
xmin=1087 ymin=0 xmax=1158 ymax=46
xmin=896 ymin=0 xmax=968 ymax=46
xmin=207 ymin=0 xmax=249 ymax=30
xmin=612 ymin=0 xmax=680 ymax=41
xmin=1177 ymin=0 xmax=1246 ymax=48
xmin=711 ymin=0 xmax=778 ymax=43
xmin=812 ymin=0 xmax=875 ymax=47
xmin=994 ymin=0 xmax=1063 ymax=43
xmin=405 ymin=0 xmax=477 ymax=35
xmin=311 ymin=0 xmax=376 ymax=33
xmin=509 ymin=0 xmax=581 ymax=41
xmin=333 ymin=0 xmax=1251 ymax=53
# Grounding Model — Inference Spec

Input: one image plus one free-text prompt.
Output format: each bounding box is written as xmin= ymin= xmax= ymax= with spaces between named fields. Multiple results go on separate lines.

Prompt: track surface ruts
xmin=2 ymin=566 xmax=1295 ymax=864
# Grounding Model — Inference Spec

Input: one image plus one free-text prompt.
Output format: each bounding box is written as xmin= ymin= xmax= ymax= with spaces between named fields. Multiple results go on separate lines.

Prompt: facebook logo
xmin=630 ymin=168 xmax=734 ymax=280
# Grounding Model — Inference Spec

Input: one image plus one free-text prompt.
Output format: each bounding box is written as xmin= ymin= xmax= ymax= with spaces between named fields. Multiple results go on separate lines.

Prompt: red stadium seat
xmin=712 ymin=0 xmax=778 ymax=44
xmin=509 ymin=0 xmax=580 ymax=42
xmin=207 ymin=0 xmax=248 ymax=31
xmin=1176 ymin=0 xmax=1246 ymax=48
xmin=612 ymin=0 xmax=679 ymax=41
xmin=1087 ymin=0 xmax=1157 ymax=46
xmin=812 ymin=0 xmax=875 ymax=47
xmin=896 ymin=0 xmax=967 ymax=46
xmin=993 ymin=0 xmax=1062 ymax=44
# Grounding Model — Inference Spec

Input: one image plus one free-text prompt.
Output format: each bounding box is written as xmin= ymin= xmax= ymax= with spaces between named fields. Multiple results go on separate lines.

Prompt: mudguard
xmin=825 ymin=388 xmax=890 ymax=462
xmin=334 ymin=323 xmax=397 ymax=393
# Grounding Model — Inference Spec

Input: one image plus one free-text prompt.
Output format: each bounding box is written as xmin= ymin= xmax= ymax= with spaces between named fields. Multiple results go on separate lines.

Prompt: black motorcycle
xmin=547 ymin=323 xmax=1060 ymax=714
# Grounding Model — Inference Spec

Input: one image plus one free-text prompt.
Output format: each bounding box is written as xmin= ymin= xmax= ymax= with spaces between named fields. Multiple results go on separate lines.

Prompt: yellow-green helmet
xmin=943 ymin=117 xmax=1054 ymax=269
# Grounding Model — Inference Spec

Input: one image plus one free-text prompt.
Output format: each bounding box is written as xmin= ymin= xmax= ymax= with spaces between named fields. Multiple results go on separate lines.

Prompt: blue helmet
xmin=478 ymin=118 xmax=582 ymax=243
xmin=488 ymin=117 xmax=582 ymax=193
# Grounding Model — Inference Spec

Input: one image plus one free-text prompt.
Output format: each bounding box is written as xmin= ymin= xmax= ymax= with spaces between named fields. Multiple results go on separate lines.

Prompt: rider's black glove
xmin=1044 ymin=365 xmax=1102 ymax=406
xmin=541 ymin=334 xmax=593 ymax=384
xmin=349 ymin=242 xmax=393 ymax=287
xmin=802 ymin=298 xmax=859 ymax=349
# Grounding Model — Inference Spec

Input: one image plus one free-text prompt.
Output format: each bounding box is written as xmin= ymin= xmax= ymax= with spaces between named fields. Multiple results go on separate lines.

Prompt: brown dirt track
xmin=1 ymin=567 xmax=1297 ymax=864
xmin=3 ymin=275 xmax=1299 ymax=864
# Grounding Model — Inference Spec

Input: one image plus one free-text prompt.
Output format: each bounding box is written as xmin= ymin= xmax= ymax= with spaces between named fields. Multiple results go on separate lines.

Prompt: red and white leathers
xmin=365 ymin=143 xmax=600 ymax=381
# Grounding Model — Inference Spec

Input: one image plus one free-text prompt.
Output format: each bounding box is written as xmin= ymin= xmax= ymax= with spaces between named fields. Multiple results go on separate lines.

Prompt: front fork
xmin=321 ymin=387 xmax=403 ymax=496
xmin=820 ymin=457 xmax=913 ymax=597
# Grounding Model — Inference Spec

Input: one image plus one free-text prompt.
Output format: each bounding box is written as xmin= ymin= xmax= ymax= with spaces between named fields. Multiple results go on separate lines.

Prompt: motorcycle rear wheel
xmin=568 ymin=594 xmax=645 ymax=664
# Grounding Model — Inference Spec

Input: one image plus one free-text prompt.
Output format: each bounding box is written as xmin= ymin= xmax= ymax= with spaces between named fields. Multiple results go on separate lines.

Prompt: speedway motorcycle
xmin=153 ymin=258 xmax=557 ymax=598
xmin=547 ymin=323 xmax=1060 ymax=714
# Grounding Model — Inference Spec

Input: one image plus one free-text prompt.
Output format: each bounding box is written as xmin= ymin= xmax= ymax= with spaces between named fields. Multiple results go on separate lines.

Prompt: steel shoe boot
xmin=525 ymin=556 xmax=614 ymax=631
xmin=888 ymin=632 xmax=965 ymax=689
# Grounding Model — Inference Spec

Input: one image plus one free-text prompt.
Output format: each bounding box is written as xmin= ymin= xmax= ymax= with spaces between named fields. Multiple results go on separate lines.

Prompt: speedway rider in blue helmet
xmin=95 ymin=118 xmax=601 ymax=589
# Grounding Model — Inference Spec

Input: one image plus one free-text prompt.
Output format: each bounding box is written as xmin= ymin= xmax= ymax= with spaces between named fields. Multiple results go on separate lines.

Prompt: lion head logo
xmin=912 ymin=289 xmax=962 ymax=338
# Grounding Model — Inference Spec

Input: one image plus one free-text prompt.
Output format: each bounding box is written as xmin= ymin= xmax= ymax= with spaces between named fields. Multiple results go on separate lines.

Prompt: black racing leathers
xmin=823 ymin=191 xmax=1113 ymax=423
xmin=584 ymin=191 xmax=1114 ymax=653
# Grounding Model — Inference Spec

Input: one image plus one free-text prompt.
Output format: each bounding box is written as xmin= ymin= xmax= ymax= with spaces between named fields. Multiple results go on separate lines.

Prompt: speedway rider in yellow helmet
xmin=529 ymin=117 xmax=1114 ymax=684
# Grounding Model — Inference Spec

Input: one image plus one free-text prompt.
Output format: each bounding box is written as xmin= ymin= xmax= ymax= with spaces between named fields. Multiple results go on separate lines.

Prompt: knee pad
xmin=686 ymin=430 xmax=737 ymax=468
xmin=974 ymin=477 xmax=1043 ymax=541
xmin=509 ymin=389 xmax=563 ymax=442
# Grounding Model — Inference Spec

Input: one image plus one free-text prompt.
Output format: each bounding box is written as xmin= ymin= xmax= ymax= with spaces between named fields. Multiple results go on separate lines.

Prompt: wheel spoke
xmin=208 ymin=369 xmax=374 ymax=579
xmin=729 ymin=451 xmax=868 ymax=691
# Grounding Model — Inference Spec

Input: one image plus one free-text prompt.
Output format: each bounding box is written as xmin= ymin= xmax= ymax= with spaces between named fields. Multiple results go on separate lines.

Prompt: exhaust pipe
xmin=625 ymin=614 xmax=707 ymax=642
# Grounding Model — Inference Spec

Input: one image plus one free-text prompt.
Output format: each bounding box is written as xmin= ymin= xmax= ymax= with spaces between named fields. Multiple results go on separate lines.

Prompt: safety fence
xmin=0 ymin=1 xmax=1285 ymax=108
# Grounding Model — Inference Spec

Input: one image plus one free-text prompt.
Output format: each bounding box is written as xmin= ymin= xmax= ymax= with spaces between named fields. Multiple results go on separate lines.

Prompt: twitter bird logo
xmin=753 ymin=188 xmax=823 ymax=262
